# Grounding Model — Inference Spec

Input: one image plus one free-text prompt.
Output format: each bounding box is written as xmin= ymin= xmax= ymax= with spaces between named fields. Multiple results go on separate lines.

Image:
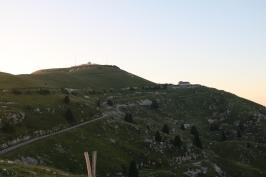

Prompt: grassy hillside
xmin=0 ymin=66 xmax=266 ymax=176
xmin=0 ymin=72 xmax=41 ymax=89
xmin=18 ymin=65 xmax=155 ymax=89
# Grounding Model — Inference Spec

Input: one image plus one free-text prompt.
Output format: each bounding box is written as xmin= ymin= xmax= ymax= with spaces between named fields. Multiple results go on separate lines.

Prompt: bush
xmin=151 ymin=99 xmax=159 ymax=109
xmin=64 ymin=96 xmax=70 ymax=104
xmin=162 ymin=124 xmax=169 ymax=134
xmin=71 ymin=90 xmax=78 ymax=96
xmin=155 ymin=131 xmax=162 ymax=142
xmin=221 ymin=131 xmax=227 ymax=142
xmin=61 ymin=88 xmax=69 ymax=95
xmin=37 ymin=89 xmax=50 ymax=95
xmin=173 ymin=135 xmax=182 ymax=148
xmin=12 ymin=90 xmax=22 ymax=95
xmin=128 ymin=160 xmax=138 ymax=177
xmin=181 ymin=124 xmax=185 ymax=131
xmin=193 ymin=134 xmax=203 ymax=149
xmin=65 ymin=108 xmax=76 ymax=124
xmin=2 ymin=122 xmax=15 ymax=133
xmin=107 ymin=99 xmax=113 ymax=106
xmin=124 ymin=113 xmax=133 ymax=123
xmin=191 ymin=125 xmax=198 ymax=135
xmin=95 ymin=99 xmax=100 ymax=108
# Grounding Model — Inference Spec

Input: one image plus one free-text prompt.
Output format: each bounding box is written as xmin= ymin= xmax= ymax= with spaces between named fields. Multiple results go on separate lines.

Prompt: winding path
xmin=0 ymin=114 xmax=109 ymax=155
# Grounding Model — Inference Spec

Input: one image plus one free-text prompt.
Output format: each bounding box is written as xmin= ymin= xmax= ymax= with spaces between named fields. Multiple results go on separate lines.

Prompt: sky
xmin=0 ymin=0 xmax=265 ymax=106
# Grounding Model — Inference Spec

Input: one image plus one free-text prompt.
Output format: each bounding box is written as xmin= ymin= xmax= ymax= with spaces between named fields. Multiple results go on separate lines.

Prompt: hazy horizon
xmin=1 ymin=0 xmax=265 ymax=106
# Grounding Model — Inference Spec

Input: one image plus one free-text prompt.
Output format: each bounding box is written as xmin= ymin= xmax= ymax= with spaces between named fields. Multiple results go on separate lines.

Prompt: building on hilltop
xmin=178 ymin=81 xmax=190 ymax=86
xmin=171 ymin=81 xmax=200 ymax=89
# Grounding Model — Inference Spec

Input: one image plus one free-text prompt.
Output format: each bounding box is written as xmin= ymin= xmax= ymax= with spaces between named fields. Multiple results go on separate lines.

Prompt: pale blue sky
xmin=0 ymin=0 xmax=265 ymax=106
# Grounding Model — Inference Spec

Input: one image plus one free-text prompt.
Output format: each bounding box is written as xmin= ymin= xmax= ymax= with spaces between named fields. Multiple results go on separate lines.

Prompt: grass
xmin=0 ymin=66 xmax=266 ymax=176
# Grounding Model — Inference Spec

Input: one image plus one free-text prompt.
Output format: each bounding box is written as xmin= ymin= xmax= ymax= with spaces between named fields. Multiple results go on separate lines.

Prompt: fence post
xmin=92 ymin=151 xmax=97 ymax=177
xmin=84 ymin=152 xmax=93 ymax=177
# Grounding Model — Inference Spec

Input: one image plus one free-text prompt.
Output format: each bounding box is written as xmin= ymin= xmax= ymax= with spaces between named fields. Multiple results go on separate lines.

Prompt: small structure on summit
xmin=178 ymin=81 xmax=190 ymax=86
xmin=171 ymin=81 xmax=200 ymax=89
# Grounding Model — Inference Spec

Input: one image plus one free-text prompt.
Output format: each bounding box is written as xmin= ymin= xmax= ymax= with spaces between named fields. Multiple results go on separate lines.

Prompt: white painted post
xmin=92 ymin=151 xmax=97 ymax=177
xmin=84 ymin=152 xmax=93 ymax=177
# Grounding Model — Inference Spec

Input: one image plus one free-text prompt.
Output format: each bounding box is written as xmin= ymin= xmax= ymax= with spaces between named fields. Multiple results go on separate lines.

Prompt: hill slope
xmin=0 ymin=66 xmax=266 ymax=177
xmin=18 ymin=65 xmax=155 ymax=89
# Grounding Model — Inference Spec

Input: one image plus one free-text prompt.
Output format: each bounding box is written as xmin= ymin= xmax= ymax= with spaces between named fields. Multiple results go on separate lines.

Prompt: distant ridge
xmin=17 ymin=64 xmax=154 ymax=89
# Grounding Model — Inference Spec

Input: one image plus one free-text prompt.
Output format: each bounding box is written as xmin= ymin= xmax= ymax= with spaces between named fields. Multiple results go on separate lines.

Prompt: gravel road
xmin=0 ymin=114 xmax=109 ymax=155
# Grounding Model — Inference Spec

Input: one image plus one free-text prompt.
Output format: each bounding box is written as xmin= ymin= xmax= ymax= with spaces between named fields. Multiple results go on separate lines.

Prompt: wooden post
xmin=92 ymin=151 xmax=97 ymax=177
xmin=84 ymin=152 xmax=93 ymax=177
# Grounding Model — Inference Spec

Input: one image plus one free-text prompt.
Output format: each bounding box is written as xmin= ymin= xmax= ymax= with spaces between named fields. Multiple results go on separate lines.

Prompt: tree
xmin=246 ymin=142 xmax=251 ymax=148
xmin=128 ymin=160 xmax=138 ymax=177
xmin=238 ymin=121 xmax=245 ymax=131
xmin=65 ymin=108 xmax=76 ymax=124
xmin=221 ymin=131 xmax=227 ymax=142
xmin=2 ymin=122 xmax=15 ymax=133
xmin=95 ymin=99 xmax=100 ymax=108
xmin=237 ymin=129 xmax=242 ymax=138
xmin=107 ymin=99 xmax=113 ymax=106
xmin=210 ymin=123 xmax=219 ymax=131
xmin=162 ymin=124 xmax=169 ymax=134
xmin=173 ymin=135 xmax=182 ymax=148
xmin=190 ymin=125 xmax=198 ymax=135
xmin=193 ymin=134 xmax=203 ymax=149
xmin=150 ymin=99 xmax=159 ymax=109
xmin=155 ymin=131 xmax=162 ymax=142
xmin=63 ymin=95 xmax=70 ymax=104
xmin=124 ymin=113 xmax=133 ymax=123
xmin=181 ymin=124 xmax=185 ymax=131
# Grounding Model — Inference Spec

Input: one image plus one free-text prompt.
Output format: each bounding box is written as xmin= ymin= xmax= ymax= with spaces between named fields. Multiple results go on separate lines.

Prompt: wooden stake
xmin=92 ymin=151 xmax=97 ymax=177
xmin=84 ymin=152 xmax=93 ymax=177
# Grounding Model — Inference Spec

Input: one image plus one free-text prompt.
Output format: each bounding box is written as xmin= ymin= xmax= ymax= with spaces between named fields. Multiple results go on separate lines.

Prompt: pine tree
xmin=246 ymin=142 xmax=251 ymax=148
xmin=237 ymin=129 xmax=242 ymax=138
xmin=107 ymin=99 xmax=113 ymax=106
xmin=128 ymin=160 xmax=138 ymax=177
xmin=191 ymin=125 xmax=198 ymax=135
xmin=63 ymin=95 xmax=70 ymax=104
xmin=221 ymin=131 xmax=227 ymax=142
xmin=151 ymin=99 xmax=159 ymax=109
xmin=162 ymin=124 xmax=169 ymax=134
xmin=65 ymin=108 xmax=76 ymax=124
xmin=95 ymin=99 xmax=100 ymax=108
xmin=173 ymin=135 xmax=182 ymax=148
xmin=155 ymin=131 xmax=162 ymax=142
xmin=193 ymin=134 xmax=203 ymax=149
xmin=238 ymin=121 xmax=245 ymax=131
xmin=181 ymin=124 xmax=185 ymax=131
xmin=124 ymin=113 xmax=133 ymax=123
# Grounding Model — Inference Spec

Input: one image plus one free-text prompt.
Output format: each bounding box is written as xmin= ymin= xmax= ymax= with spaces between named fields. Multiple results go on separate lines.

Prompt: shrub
xmin=37 ymin=89 xmax=50 ymax=95
xmin=64 ymin=96 xmax=70 ymax=104
xmin=12 ymin=90 xmax=22 ymax=95
xmin=190 ymin=125 xmax=198 ymax=135
xmin=124 ymin=113 xmax=133 ymax=123
xmin=2 ymin=122 xmax=15 ymax=133
xmin=107 ymin=99 xmax=113 ymax=106
xmin=173 ymin=135 xmax=182 ymax=148
xmin=151 ymin=99 xmax=159 ymax=109
xmin=95 ymin=99 xmax=100 ymax=108
xmin=71 ymin=90 xmax=78 ymax=96
xmin=181 ymin=124 xmax=185 ymax=131
xmin=155 ymin=131 xmax=162 ymax=142
xmin=221 ymin=131 xmax=227 ymax=142
xmin=65 ymin=108 xmax=76 ymax=124
xmin=162 ymin=124 xmax=169 ymax=134
xmin=128 ymin=160 xmax=138 ymax=177
xmin=193 ymin=134 xmax=203 ymax=149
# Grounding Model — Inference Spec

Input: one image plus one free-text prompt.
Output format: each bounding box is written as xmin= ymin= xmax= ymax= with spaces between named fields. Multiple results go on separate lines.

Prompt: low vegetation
xmin=0 ymin=65 xmax=266 ymax=176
